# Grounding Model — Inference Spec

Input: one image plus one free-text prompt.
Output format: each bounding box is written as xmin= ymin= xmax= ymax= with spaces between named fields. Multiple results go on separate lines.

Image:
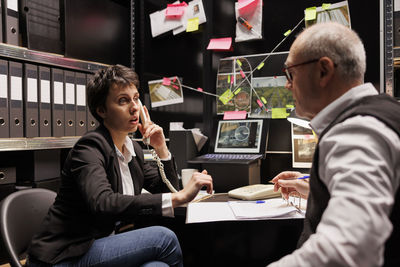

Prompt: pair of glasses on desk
xmin=285 ymin=191 xmax=303 ymax=213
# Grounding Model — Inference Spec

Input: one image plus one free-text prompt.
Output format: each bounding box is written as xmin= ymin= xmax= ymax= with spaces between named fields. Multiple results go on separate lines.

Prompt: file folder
xmin=86 ymin=74 xmax=98 ymax=131
xmin=3 ymin=0 xmax=19 ymax=45
xmin=9 ymin=61 xmax=23 ymax=137
xmin=51 ymin=68 xmax=64 ymax=137
xmin=64 ymin=70 xmax=75 ymax=136
xmin=0 ymin=59 xmax=8 ymax=137
xmin=0 ymin=1 xmax=3 ymax=43
xmin=23 ymin=63 xmax=39 ymax=137
xmin=38 ymin=66 xmax=51 ymax=137
xmin=75 ymin=72 xmax=87 ymax=136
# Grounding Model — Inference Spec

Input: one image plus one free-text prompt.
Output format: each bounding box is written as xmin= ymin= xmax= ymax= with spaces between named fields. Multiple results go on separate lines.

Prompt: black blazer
xmin=28 ymin=125 xmax=179 ymax=264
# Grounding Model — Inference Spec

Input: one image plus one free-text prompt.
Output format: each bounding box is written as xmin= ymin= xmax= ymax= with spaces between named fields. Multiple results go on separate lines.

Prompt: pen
xmin=268 ymin=175 xmax=310 ymax=183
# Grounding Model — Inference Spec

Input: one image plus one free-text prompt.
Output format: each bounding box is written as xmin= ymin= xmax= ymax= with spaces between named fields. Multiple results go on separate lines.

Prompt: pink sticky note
xmin=240 ymin=70 xmax=245 ymax=78
xmin=166 ymin=3 xmax=186 ymax=18
xmin=172 ymin=85 xmax=179 ymax=90
xmin=162 ymin=77 xmax=171 ymax=86
xmin=223 ymin=110 xmax=247 ymax=120
xmin=238 ymin=0 xmax=258 ymax=15
xmin=230 ymin=75 xmax=234 ymax=84
xmin=197 ymin=87 xmax=203 ymax=92
xmin=256 ymin=99 xmax=263 ymax=108
xmin=207 ymin=37 xmax=232 ymax=51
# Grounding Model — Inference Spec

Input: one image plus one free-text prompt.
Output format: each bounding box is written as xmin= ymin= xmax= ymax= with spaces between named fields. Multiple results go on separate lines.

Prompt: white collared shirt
xmin=115 ymin=136 xmax=174 ymax=217
xmin=269 ymin=83 xmax=400 ymax=267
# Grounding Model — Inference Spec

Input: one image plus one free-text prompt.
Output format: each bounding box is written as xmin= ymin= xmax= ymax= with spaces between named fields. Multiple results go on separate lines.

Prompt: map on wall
xmin=216 ymin=52 xmax=294 ymax=119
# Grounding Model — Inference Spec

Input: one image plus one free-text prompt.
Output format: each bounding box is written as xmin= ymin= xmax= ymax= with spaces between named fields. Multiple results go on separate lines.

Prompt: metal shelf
xmin=0 ymin=137 xmax=80 ymax=151
xmin=0 ymin=43 xmax=108 ymax=73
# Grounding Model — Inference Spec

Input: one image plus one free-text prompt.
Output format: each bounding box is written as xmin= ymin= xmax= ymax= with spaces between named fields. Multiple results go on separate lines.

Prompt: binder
xmin=9 ymin=61 xmax=23 ymax=137
xmin=64 ymin=70 xmax=75 ymax=136
xmin=3 ymin=0 xmax=19 ymax=45
xmin=0 ymin=60 xmax=8 ymax=137
xmin=0 ymin=1 xmax=3 ymax=43
xmin=23 ymin=63 xmax=39 ymax=137
xmin=51 ymin=68 xmax=64 ymax=137
xmin=75 ymin=72 xmax=87 ymax=136
xmin=86 ymin=74 xmax=98 ymax=131
xmin=38 ymin=66 xmax=51 ymax=137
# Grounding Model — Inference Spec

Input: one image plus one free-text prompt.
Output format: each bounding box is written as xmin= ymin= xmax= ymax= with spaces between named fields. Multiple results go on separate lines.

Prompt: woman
xmin=27 ymin=65 xmax=213 ymax=267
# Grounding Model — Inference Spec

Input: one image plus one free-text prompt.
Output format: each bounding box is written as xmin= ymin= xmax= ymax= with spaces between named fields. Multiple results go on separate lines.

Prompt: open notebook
xmin=189 ymin=119 xmax=268 ymax=163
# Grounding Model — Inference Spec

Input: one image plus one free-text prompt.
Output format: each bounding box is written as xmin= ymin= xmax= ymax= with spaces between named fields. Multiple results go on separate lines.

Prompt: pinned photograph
xmin=291 ymin=123 xmax=317 ymax=168
xmin=305 ymin=1 xmax=351 ymax=28
xmin=148 ymin=77 xmax=184 ymax=108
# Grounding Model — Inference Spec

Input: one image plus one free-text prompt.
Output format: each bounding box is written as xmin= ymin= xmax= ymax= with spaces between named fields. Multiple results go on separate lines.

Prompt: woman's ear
xmin=96 ymin=106 xmax=106 ymax=119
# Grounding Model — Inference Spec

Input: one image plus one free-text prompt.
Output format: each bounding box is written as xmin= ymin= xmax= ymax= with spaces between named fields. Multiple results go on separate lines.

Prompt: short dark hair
xmin=87 ymin=64 xmax=140 ymax=124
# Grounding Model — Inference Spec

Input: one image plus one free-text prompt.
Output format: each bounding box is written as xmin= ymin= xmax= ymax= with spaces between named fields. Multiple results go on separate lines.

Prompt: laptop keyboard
xmin=201 ymin=154 xmax=261 ymax=160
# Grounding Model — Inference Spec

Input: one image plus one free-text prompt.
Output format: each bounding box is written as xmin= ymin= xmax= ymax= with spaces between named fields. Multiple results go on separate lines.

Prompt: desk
xmin=136 ymin=195 xmax=304 ymax=267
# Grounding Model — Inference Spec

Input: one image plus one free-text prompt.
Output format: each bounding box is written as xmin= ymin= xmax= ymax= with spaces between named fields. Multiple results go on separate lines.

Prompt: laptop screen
xmin=214 ymin=119 xmax=264 ymax=153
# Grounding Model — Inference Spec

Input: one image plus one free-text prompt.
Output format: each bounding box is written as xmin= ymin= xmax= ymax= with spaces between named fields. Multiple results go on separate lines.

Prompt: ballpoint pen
xmin=268 ymin=175 xmax=310 ymax=183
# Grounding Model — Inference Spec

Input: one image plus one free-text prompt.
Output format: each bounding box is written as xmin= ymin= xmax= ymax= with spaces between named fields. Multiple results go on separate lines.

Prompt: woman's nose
xmin=129 ymin=100 xmax=139 ymax=114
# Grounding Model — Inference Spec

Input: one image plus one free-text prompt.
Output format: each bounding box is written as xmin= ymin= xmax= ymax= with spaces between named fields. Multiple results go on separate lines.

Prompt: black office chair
xmin=0 ymin=188 xmax=56 ymax=267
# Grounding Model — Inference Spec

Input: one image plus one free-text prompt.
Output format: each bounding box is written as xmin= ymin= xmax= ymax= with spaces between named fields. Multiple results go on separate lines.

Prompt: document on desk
xmin=186 ymin=202 xmax=236 ymax=223
xmin=228 ymin=199 xmax=301 ymax=219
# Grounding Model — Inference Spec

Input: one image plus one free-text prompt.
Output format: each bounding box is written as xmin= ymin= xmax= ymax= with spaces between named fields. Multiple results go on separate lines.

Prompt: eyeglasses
xmin=283 ymin=58 xmax=320 ymax=83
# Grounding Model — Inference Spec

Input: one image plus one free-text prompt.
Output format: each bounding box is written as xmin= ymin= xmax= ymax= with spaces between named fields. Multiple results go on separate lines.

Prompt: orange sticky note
xmin=207 ymin=37 xmax=232 ymax=51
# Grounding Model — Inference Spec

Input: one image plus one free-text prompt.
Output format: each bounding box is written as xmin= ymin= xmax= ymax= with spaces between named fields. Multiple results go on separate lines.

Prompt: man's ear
xmin=319 ymin=57 xmax=335 ymax=87
xmin=96 ymin=106 xmax=106 ymax=119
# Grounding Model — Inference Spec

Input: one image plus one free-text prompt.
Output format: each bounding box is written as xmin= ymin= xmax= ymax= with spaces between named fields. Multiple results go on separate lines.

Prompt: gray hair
xmin=296 ymin=22 xmax=366 ymax=82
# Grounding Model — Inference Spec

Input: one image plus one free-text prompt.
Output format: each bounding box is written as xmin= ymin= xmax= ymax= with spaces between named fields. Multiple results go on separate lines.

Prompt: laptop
xmin=188 ymin=119 xmax=268 ymax=164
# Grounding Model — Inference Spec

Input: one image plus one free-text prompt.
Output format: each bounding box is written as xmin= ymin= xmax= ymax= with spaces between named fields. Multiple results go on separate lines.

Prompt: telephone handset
xmin=138 ymin=99 xmax=150 ymax=145
xmin=137 ymin=99 xmax=178 ymax=193
xmin=228 ymin=184 xmax=281 ymax=200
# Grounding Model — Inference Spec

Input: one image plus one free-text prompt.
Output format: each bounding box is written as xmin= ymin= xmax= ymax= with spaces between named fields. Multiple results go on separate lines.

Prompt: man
xmin=269 ymin=22 xmax=400 ymax=266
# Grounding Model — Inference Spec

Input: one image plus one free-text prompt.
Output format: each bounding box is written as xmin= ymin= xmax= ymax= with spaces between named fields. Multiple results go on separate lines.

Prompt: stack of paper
xmin=228 ymin=199 xmax=298 ymax=219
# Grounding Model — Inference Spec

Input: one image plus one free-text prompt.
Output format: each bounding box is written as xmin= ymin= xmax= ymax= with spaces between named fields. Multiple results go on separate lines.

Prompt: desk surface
xmin=139 ymin=194 xmax=305 ymax=267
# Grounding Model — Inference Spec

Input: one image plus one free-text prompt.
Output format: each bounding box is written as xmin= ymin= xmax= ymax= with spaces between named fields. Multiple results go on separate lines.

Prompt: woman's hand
xmin=137 ymin=105 xmax=169 ymax=158
xmin=271 ymin=171 xmax=310 ymax=200
xmin=171 ymin=170 xmax=213 ymax=207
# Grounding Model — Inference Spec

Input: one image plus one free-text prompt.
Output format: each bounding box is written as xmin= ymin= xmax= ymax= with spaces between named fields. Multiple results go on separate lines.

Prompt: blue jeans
xmin=28 ymin=226 xmax=183 ymax=267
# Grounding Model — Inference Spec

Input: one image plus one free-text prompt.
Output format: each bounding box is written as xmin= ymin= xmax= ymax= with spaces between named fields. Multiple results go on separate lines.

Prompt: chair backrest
xmin=0 ymin=188 xmax=56 ymax=267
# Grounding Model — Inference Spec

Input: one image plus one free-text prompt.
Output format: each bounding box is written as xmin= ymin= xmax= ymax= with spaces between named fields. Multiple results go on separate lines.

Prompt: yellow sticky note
xmin=271 ymin=108 xmax=289 ymax=119
xmin=322 ymin=3 xmax=331 ymax=10
xmin=305 ymin=7 xmax=317 ymax=21
xmin=236 ymin=59 xmax=242 ymax=67
xmin=219 ymin=89 xmax=234 ymax=105
xmin=261 ymin=97 xmax=267 ymax=104
xmin=284 ymin=30 xmax=292 ymax=37
xmin=286 ymin=104 xmax=294 ymax=109
xmin=257 ymin=62 xmax=264 ymax=70
xmin=234 ymin=88 xmax=241 ymax=95
xmin=227 ymin=75 xmax=231 ymax=84
xmin=186 ymin=17 xmax=199 ymax=32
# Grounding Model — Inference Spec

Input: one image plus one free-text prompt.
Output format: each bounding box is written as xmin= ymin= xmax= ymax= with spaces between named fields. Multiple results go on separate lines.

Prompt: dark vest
xmin=297 ymin=94 xmax=400 ymax=266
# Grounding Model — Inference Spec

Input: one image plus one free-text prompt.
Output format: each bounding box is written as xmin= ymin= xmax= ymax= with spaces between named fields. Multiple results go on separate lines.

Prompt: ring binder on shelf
xmin=9 ymin=61 xmax=23 ymax=137
xmin=38 ymin=66 xmax=51 ymax=137
xmin=75 ymin=72 xmax=87 ymax=136
xmin=24 ymin=63 xmax=39 ymax=137
xmin=3 ymin=0 xmax=19 ymax=45
xmin=64 ymin=70 xmax=76 ymax=136
xmin=51 ymin=68 xmax=64 ymax=137
xmin=0 ymin=59 xmax=9 ymax=138
xmin=86 ymin=74 xmax=98 ymax=131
